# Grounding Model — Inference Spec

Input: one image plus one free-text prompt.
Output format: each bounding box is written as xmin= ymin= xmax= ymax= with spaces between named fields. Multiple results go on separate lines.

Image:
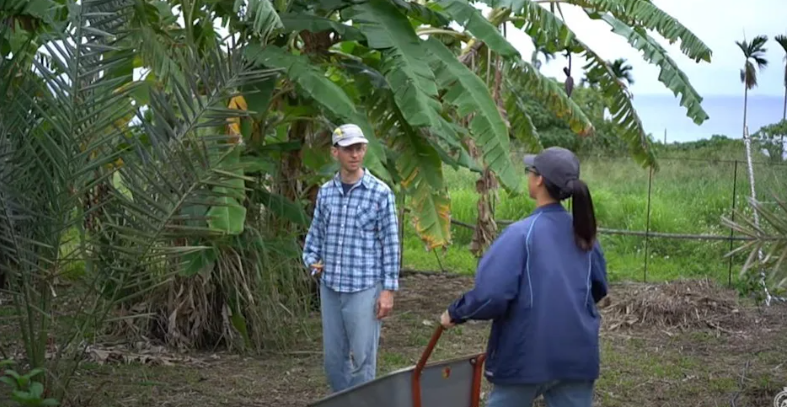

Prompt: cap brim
xmin=335 ymin=137 xmax=368 ymax=147
xmin=523 ymin=154 xmax=536 ymax=167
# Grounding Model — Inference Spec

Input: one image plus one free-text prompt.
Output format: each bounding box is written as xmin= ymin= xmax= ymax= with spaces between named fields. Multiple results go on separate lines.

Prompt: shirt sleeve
xmin=447 ymin=224 xmax=527 ymax=323
xmin=590 ymin=242 xmax=608 ymax=304
xmin=302 ymin=188 xmax=324 ymax=268
xmin=380 ymin=190 xmax=400 ymax=291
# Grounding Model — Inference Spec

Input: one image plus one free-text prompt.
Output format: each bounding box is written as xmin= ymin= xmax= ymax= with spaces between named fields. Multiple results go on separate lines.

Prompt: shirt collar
xmin=332 ymin=168 xmax=371 ymax=190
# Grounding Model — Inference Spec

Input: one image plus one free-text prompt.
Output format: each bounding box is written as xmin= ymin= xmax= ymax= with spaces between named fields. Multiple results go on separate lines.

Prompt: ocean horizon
xmin=630 ymin=94 xmax=785 ymax=143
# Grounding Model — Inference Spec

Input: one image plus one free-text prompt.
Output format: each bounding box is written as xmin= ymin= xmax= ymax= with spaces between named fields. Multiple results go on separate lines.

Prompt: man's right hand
xmin=310 ymin=261 xmax=323 ymax=276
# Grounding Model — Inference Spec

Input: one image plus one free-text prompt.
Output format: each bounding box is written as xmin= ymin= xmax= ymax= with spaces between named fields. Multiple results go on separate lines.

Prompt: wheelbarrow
xmin=308 ymin=325 xmax=487 ymax=407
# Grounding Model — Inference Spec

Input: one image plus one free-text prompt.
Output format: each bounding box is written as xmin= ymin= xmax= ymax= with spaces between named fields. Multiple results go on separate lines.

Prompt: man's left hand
xmin=376 ymin=290 xmax=394 ymax=319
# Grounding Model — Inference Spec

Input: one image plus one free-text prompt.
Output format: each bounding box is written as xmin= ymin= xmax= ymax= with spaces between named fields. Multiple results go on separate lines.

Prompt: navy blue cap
xmin=523 ymin=147 xmax=580 ymax=198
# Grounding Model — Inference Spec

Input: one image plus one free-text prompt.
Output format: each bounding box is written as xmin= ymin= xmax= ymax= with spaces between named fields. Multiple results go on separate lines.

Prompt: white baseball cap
xmin=332 ymin=124 xmax=369 ymax=147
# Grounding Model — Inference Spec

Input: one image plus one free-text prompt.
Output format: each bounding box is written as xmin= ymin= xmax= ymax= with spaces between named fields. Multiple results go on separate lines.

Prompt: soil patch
xmin=2 ymin=272 xmax=786 ymax=407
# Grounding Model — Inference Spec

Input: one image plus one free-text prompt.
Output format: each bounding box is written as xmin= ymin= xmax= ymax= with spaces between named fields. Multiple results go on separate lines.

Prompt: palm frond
xmin=750 ymin=35 xmax=768 ymax=53
xmin=776 ymin=34 xmax=787 ymax=52
xmin=735 ymin=40 xmax=748 ymax=54
xmin=722 ymin=195 xmax=787 ymax=291
xmin=777 ymin=35 xmax=787 ymax=86
xmin=753 ymin=55 xmax=768 ymax=70
xmin=0 ymin=0 xmax=141 ymax=372
xmin=743 ymin=60 xmax=757 ymax=89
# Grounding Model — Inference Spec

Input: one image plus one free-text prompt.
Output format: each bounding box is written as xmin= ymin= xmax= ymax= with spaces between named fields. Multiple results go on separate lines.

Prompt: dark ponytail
xmin=568 ymin=179 xmax=597 ymax=251
xmin=543 ymin=178 xmax=598 ymax=251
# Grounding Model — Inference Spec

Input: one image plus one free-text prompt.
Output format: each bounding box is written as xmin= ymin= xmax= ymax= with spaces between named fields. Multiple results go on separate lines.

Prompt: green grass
xmin=401 ymin=143 xmax=787 ymax=289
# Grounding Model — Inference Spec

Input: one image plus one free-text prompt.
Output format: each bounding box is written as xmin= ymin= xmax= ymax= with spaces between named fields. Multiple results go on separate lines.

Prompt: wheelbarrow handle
xmin=412 ymin=325 xmax=444 ymax=407
xmin=415 ymin=325 xmax=444 ymax=374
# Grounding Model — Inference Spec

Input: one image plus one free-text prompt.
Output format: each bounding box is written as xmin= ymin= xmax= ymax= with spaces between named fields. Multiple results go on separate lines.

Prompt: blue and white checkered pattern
xmin=303 ymin=170 xmax=400 ymax=293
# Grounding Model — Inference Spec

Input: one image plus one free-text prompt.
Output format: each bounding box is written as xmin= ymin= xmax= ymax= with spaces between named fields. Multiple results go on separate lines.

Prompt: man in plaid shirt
xmin=303 ymin=123 xmax=400 ymax=393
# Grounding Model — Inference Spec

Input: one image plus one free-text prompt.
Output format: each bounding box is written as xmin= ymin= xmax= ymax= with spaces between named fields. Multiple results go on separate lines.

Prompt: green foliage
xmin=404 ymin=144 xmax=787 ymax=299
xmin=0 ymin=361 xmax=59 ymax=407
xmin=752 ymin=120 xmax=787 ymax=162
xmin=0 ymin=0 xmax=314 ymax=402
xmin=434 ymin=0 xmax=519 ymax=58
xmin=243 ymin=43 xmax=389 ymax=180
xmin=424 ymin=38 xmax=521 ymax=193
xmin=0 ymin=0 xmax=720 ymax=400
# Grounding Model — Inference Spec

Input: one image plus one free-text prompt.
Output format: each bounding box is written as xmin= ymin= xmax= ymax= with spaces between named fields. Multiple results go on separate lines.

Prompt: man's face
xmin=332 ymin=143 xmax=367 ymax=172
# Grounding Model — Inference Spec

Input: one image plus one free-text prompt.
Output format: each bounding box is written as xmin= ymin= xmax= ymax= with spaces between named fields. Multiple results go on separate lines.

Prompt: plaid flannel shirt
xmin=303 ymin=170 xmax=400 ymax=293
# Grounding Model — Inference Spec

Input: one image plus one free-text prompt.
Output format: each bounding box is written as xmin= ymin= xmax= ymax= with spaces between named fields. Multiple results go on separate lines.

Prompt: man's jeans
xmin=320 ymin=281 xmax=381 ymax=393
xmin=486 ymin=381 xmax=595 ymax=407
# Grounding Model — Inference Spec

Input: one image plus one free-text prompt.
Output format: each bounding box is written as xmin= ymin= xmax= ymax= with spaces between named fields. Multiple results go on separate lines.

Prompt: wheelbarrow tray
xmin=308 ymin=327 xmax=486 ymax=407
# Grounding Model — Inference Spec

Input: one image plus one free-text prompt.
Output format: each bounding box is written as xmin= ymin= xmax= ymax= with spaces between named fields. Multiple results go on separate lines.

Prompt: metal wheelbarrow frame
xmin=308 ymin=326 xmax=486 ymax=407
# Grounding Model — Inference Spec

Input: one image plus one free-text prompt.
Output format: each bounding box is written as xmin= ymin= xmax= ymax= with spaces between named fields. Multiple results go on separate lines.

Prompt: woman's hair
xmin=544 ymin=178 xmax=597 ymax=251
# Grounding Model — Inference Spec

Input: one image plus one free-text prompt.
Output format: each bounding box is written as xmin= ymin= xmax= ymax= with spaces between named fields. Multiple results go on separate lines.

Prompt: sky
xmin=495 ymin=0 xmax=787 ymax=97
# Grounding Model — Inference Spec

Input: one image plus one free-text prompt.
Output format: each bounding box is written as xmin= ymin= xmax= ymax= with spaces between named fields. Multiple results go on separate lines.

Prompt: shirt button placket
xmin=338 ymin=193 xmax=348 ymax=284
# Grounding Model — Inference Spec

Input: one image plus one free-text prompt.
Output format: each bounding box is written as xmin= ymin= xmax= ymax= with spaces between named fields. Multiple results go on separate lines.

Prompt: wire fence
xmin=400 ymin=154 xmax=787 ymax=288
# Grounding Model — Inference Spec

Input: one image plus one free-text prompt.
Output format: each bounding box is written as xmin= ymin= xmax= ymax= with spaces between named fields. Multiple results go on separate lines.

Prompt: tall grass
xmin=401 ymin=141 xmax=787 ymax=290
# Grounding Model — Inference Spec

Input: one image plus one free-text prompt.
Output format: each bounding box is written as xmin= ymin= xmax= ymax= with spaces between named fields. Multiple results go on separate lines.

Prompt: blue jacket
xmin=447 ymin=203 xmax=608 ymax=385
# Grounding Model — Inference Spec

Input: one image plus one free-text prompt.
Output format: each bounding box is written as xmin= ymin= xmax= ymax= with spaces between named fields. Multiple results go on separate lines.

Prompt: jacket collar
xmin=532 ymin=202 xmax=567 ymax=215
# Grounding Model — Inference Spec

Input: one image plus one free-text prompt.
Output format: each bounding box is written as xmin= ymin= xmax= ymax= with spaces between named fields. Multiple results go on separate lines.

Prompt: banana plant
xmin=232 ymin=0 xmax=711 ymax=251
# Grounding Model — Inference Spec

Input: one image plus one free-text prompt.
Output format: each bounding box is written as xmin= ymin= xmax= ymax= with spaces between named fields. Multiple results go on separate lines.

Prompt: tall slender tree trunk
xmin=743 ymin=85 xmax=749 ymax=139
xmin=782 ymin=81 xmax=786 ymax=160
xmin=782 ymin=81 xmax=786 ymax=121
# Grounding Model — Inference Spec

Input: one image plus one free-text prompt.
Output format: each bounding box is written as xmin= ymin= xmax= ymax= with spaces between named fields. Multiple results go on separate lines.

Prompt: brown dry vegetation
xmin=2 ymin=273 xmax=786 ymax=407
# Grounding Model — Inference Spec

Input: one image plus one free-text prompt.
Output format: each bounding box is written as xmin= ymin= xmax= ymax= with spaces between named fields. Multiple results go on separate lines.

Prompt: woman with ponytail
xmin=440 ymin=147 xmax=608 ymax=407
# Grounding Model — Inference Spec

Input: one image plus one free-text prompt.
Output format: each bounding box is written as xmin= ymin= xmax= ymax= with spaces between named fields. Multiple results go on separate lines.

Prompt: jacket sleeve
xmin=590 ymin=242 xmax=608 ymax=304
xmin=447 ymin=224 xmax=527 ymax=323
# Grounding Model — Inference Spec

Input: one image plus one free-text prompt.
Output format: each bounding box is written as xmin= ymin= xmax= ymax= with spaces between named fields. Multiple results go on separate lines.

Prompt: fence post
xmin=727 ymin=160 xmax=739 ymax=287
xmin=399 ymin=192 xmax=406 ymax=270
xmin=643 ymin=167 xmax=653 ymax=283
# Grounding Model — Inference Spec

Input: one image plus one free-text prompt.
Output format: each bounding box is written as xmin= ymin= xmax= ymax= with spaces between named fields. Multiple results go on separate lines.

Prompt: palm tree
xmin=736 ymin=35 xmax=768 ymax=138
xmin=734 ymin=35 xmax=770 ymax=303
xmin=611 ymin=58 xmax=635 ymax=86
xmin=775 ymin=34 xmax=787 ymax=121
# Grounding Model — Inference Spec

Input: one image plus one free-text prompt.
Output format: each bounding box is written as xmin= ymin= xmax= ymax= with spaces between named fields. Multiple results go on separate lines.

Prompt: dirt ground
xmin=5 ymin=272 xmax=787 ymax=407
